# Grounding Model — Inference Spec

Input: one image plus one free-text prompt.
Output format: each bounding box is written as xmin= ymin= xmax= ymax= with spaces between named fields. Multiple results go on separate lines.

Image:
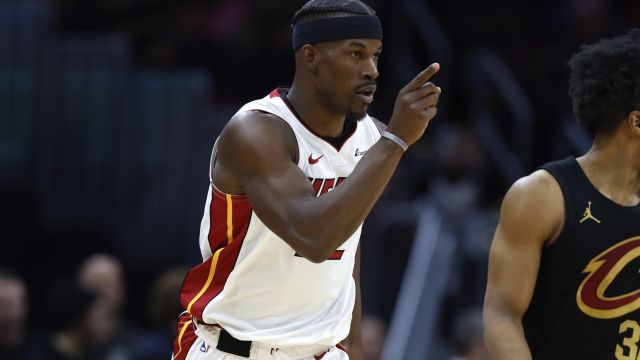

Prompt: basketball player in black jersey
xmin=484 ymin=29 xmax=640 ymax=359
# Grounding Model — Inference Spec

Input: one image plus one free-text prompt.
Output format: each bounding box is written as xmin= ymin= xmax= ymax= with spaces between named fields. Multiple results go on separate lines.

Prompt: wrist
xmin=380 ymin=131 xmax=408 ymax=152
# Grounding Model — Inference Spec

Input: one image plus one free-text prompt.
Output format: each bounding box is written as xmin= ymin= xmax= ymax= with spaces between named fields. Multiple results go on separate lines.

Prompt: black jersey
xmin=522 ymin=157 xmax=640 ymax=359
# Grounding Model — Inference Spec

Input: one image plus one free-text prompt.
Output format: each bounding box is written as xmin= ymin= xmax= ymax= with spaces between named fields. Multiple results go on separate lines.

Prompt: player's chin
xmin=346 ymin=106 xmax=367 ymax=122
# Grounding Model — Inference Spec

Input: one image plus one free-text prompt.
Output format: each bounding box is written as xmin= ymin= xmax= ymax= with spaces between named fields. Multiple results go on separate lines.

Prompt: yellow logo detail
xmin=580 ymin=201 xmax=601 ymax=224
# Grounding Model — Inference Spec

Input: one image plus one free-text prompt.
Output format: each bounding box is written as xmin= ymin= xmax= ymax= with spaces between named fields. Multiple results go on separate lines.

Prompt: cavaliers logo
xmin=577 ymin=236 xmax=640 ymax=319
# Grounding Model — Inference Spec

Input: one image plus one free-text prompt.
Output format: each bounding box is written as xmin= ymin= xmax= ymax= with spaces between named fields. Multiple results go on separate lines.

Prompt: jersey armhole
xmin=539 ymin=167 xmax=574 ymax=249
xmin=243 ymin=109 xmax=301 ymax=167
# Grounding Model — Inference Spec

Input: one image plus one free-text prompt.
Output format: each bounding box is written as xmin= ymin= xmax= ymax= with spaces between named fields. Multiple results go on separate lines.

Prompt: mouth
xmin=355 ymin=85 xmax=376 ymax=104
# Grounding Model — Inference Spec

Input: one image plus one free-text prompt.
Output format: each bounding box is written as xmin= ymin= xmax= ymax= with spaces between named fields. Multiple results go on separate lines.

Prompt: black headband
xmin=292 ymin=15 xmax=383 ymax=51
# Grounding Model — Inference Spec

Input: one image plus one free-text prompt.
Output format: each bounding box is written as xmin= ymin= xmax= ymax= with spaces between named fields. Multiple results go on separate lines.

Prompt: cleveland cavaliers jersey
xmin=523 ymin=157 xmax=640 ymax=359
xmin=179 ymin=87 xmax=381 ymax=346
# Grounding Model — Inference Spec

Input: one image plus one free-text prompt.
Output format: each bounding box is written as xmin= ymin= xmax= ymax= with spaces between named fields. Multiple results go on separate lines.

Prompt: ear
xmin=628 ymin=110 xmax=640 ymax=136
xmin=300 ymin=44 xmax=321 ymax=71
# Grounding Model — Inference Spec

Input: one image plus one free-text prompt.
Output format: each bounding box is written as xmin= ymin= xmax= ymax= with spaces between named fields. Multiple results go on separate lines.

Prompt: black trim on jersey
xmin=278 ymin=88 xmax=358 ymax=151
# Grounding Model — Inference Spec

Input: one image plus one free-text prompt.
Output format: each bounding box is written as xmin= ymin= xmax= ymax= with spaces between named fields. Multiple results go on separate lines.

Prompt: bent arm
xmin=483 ymin=171 xmax=564 ymax=360
xmin=213 ymin=66 xmax=440 ymax=263
xmin=213 ymin=112 xmax=403 ymax=263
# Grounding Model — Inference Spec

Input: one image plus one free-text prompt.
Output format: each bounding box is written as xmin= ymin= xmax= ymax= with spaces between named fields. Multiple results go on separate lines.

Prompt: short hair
xmin=292 ymin=0 xmax=376 ymax=26
xmin=568 ymin=29 xmax=640 ymax=135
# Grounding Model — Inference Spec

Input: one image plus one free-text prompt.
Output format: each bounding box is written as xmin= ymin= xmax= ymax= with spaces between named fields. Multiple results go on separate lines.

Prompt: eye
xmin=351 ymin=51 xmax=361 ymax=59
xmin=373 ymin=53 xmax=381 ymax=60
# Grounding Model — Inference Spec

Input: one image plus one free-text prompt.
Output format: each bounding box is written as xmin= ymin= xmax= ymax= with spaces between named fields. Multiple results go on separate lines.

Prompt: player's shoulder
xmin=500 ymin=169 xmax=565 ymax=240
xmin=219 ymin=110 xmax=298 ymax=161
xmin=507 ymin=169 xmax=560 ymax=200
xmin=225 ymin=110 xmax=289 ymax=135
xmin=369 ymin=116 xmax=386 ymax=133
xmin=225 ymin=110 xmax=296 ymax=146
xmin=503 ymin=169 xmax=563 ymax=214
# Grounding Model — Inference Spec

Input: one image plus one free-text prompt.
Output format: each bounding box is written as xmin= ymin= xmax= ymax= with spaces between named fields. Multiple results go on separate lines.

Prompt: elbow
xmin=288 ymin=234 xmax=344 ymax=264
xmin=304 ymin=252 xmax=329 ymax=264
xmin=295 ymin=242 xmax=335 ymax=264
xmin=483 ymin=303 xmax=523 ymax=329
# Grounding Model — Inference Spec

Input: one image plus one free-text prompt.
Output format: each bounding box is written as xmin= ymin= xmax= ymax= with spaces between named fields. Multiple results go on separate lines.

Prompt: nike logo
xmin=308 ymin=154 xmax=324 ymax=164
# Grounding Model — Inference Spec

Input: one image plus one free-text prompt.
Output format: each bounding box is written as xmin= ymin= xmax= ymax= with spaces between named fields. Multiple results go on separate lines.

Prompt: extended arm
xmin=483 ymin=170 xmax=564 ymax=359
xmin=213 ymin=65 xmax=441 ymax=263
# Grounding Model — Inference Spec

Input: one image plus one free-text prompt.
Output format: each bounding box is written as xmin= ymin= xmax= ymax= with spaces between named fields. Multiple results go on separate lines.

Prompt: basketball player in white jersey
xmin=173 ymin=1 xmax=442 ymax=359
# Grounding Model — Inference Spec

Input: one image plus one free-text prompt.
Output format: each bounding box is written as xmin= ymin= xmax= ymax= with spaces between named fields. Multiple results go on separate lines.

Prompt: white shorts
xmin=172 ymin=313 xmax=350 ymax=360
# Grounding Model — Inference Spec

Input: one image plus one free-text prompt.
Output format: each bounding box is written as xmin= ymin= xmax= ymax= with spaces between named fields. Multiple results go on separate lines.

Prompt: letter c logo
xmin=578 ymin=236 xmax=640 ymax=319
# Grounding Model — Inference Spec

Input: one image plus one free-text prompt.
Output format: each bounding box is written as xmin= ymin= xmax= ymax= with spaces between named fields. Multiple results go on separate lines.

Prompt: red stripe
xmin=179 ymin=186 xmax=252 ymax=322
xmin=172 ymin=313 xmax=197 ymax=360
xmin=328 ymin=250 xmax=344 ymax=260
xmin=336 ymin=343 xmax=349 ymax=356
xmin=311 ymin=179 xmax=324 ymax=197
xmin=320 ymin=179 xmax=335 ymax=195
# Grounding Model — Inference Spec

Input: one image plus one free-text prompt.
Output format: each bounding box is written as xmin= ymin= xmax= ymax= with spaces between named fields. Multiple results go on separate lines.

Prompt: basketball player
xmin=483 ymin=29 xmax=640 ymax=359
xmin=173 ymin=0 xmax=442 ymax=359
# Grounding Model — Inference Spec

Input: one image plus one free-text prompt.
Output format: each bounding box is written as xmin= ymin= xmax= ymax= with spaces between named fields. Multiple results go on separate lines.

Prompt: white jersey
xmin=179 ymin=87 xmax=381 ymax=346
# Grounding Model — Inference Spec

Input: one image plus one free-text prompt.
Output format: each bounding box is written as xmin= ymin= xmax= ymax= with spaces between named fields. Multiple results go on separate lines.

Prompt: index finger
xmin=404 ymin=63 xmax=440 ymax=92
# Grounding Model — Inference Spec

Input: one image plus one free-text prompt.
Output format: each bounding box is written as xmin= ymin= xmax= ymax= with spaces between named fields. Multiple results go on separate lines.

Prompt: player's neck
xmin=577 ymin=133 xmax=640 ymax=206
xmin=287 ymin=83 xmax=346 ymax=138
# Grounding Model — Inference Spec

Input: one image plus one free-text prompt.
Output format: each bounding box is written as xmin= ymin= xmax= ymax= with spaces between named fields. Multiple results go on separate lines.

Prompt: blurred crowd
xmin=0 ymin=258 xmax=489 ymax=360
xmin=0 ymin=259 xmax=188 ymax=360
xmin=4 ymin=0 xmax=640 ymax=359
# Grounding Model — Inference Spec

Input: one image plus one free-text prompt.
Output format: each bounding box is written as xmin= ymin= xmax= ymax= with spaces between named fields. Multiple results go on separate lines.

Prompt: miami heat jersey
xmin=180 ymin=87 xmax=381 ymax=346
xmin=523 ymin=157 xmax=640 ymax=359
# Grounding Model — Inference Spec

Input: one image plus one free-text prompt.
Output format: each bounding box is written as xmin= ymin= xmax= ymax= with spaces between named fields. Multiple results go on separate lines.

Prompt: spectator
xmin=131 ymin=267 xmax=189 ymax=360
xmin=450 ymin=308 xmax=491 ymax=360
xmin=78 ymin=254 xmax=139 ymax=360
xmin=360 ymin=315 xmax=387 ymax=360
xmin=24 ymin=277 xmax=98 ymax=360
xmin=0 ymin=268 xmax=29 ymax=360
xmin=430 ymin=123 xmax=487 ymax=218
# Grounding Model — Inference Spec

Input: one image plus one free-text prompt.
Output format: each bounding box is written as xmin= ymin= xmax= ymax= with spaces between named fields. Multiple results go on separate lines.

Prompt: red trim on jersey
xmin=179 ymin=186 xmax=252 ymax=322
xmin=276 ymin=87 xmax=360 ymax=152
xmin=319 ymin=178 xmax=336 ymax=195
xmin=311 ymin=178 xmax=324 ymax=197
xmin=336 ymin=343 xmax=349 ymax=356
xmin=172 ymin=313 xmax=197 ymax=360
xmin=270 ymin=88 xmax=287 ymax=98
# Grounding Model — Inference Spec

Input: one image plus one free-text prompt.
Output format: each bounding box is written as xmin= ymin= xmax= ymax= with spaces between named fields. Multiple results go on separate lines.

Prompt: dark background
xmin=1 ymin=0 xmax=638 ymax=358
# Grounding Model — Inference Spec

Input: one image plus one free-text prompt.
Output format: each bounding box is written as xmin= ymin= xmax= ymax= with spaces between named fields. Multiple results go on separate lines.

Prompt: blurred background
xmin=0 ymin=0 xmax=637 ymax=359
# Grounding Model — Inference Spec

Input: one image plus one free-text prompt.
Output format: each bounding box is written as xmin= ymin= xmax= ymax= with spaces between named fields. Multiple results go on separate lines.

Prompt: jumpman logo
xmin=580 ymin=201 xmax=601 ymax=223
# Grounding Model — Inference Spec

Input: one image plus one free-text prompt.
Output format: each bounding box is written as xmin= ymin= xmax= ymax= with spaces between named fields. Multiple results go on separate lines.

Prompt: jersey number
xmin=616 ymin=320 xmax=640 ymax=360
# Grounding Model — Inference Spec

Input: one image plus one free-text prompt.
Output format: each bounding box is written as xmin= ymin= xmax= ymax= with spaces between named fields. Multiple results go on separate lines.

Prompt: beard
xmin=346 ymin=107 xmax=367 ymax=123
xmin=318 ymin=86 xmax=369 ymax=123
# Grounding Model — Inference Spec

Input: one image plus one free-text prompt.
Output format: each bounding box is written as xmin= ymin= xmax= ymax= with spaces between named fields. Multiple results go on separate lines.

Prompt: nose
xmin=361 ymin=57 xmax=379 ymax=80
